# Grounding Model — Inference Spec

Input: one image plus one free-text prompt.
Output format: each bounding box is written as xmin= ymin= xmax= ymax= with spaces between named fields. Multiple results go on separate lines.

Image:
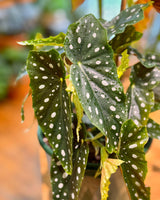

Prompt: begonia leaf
xmin=27 ymin=49 xmax=73 ymax=174
xmin=64 ymin=14 xmax=126 ymax=153
xmin=102 ymin=3 xmax=147 ymax=40
xmin=147 ymin=118 xmax=160 ymax=140
xmin=51 ymin=142 xmax=89 ymax=200
xmin=118 ymin=119 xmax=150 ymax=200
xmin=128 ymin=47 xmax=160 ymax=68
xmin=127 ymin=63 xmax=160 ymax=126
xmin=109 ymin=25 xmax=142 ymax=53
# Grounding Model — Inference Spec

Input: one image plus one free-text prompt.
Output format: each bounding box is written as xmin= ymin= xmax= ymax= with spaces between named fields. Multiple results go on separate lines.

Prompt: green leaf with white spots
xmin=51 ymin=142 xmax=89 ymax=200
xmin=109 ymin=26 xmax=142 ymax=54
xmin=18 ymin=32 xmax=65 ymax=47
xmin=128 ymin=47 xmax=160 ymax=68
xmin=118 ymin=119 xmax=150 ymax=200
xmin=147 ymin=118 xmax=160 ymax=140
xmin=27 ymin=49 xmax=73 ymax=174
xmin=100 ymin=147 xmax=124 ymax=200
xmin=64 ymin=14 xmax=126 ymax=153
xmin=102 ymin=4 xmax=148 ymax=40
xmin=127 ymin=86 xmax=154 ymax=127
xmin=117 ymin=49 xmax=129 ymax=79
xmin=151 ymin=84 xmax=160 ymax=112
xmin=127 ymin=63 xmax=160 ymax=126
xmin=153 ymin=84 xmax=160 ymax=102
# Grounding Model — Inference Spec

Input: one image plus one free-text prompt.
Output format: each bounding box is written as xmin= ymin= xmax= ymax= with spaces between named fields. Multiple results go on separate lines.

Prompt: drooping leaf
xmin=27 ymin=49 xmax=73 ymax=174
xmin=72 ymin=0 xmax=85 ymax=11
xmin=64 ymin=14 xmax=126 ymax=153
xmin=18 ymin=32 xmax=65 ymax=47
xmin=100 ymin=147 xmax=123 ymax=200
xmin=102 ymin=3 xmax=148 ymax=40
xmin=21 ymin=90 xmax=31 ymax=123
xmin=127 ymin=63 xmax=160 ymax=126
xmin=128 ymin=47 xmax=160 ymax=68
xmin=117 ymin=49 xmax=129 ymax=79
xmin=118 ymin=119 xmax=150 ymax=200
xmin=147 ymin=118 xmax=160 ymax=140
xmin=109 ymin=25 xmax=142 ymax=54
xmin=51 ymin=141 xmax=89 ymax=200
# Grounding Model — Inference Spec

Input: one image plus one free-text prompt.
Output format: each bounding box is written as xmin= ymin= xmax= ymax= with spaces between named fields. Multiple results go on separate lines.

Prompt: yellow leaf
xmin=117 ymin=49 xmax=129 ymax=79
xmin=71 ymin=0 xmax=85 ymax=11
xmin=73 ymin=91 xmax=83 ymax=142
xmin=100 ymin=147 xmax=124 ymax=200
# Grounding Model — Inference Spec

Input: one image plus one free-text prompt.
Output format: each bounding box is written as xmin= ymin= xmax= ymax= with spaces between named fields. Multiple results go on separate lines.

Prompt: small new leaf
xmin=117 ymin=49 xmax=129 ymax=79
xmin=101 ymin=147 xmax=123 ymax=200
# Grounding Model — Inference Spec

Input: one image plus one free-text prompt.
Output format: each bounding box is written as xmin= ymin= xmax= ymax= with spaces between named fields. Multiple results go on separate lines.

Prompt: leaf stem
xmin=121 ymin=0 xmax=127 ymax=11
xmin=86 ymin=131 xmax=104 ymax=142
xmin=98 ymin=0 xmax=102 ymax=19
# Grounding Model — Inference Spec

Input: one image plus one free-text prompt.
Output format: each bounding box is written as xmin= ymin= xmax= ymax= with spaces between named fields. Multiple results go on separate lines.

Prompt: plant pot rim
xmin=37 ymin=126 xmax=100 ymax=171
xmin=37 ymin=126 xmax=152 ymax=168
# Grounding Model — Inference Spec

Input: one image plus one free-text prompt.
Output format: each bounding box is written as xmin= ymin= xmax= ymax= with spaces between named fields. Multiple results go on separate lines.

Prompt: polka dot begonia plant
xmin=20 ymin=2 xmax=160 ymax=200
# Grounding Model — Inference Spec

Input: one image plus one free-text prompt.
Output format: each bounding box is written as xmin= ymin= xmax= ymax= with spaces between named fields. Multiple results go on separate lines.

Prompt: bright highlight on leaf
xmin=117 ymin=49 xmax=129 ymax=79
xmin=72 ymin=0 xmax=85 ymax=11
xmin=101 ymin=147 xmax=123 ymax=200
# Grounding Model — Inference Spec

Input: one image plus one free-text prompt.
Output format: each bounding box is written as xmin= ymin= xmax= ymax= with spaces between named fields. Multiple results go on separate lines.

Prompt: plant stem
xmin=98 ymin=0 xmax=102 ymax=19
xmin=86 ymin=132 xmax=104 ymax=142
xmin=121 ymin=0 xmax=127 ymax=11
